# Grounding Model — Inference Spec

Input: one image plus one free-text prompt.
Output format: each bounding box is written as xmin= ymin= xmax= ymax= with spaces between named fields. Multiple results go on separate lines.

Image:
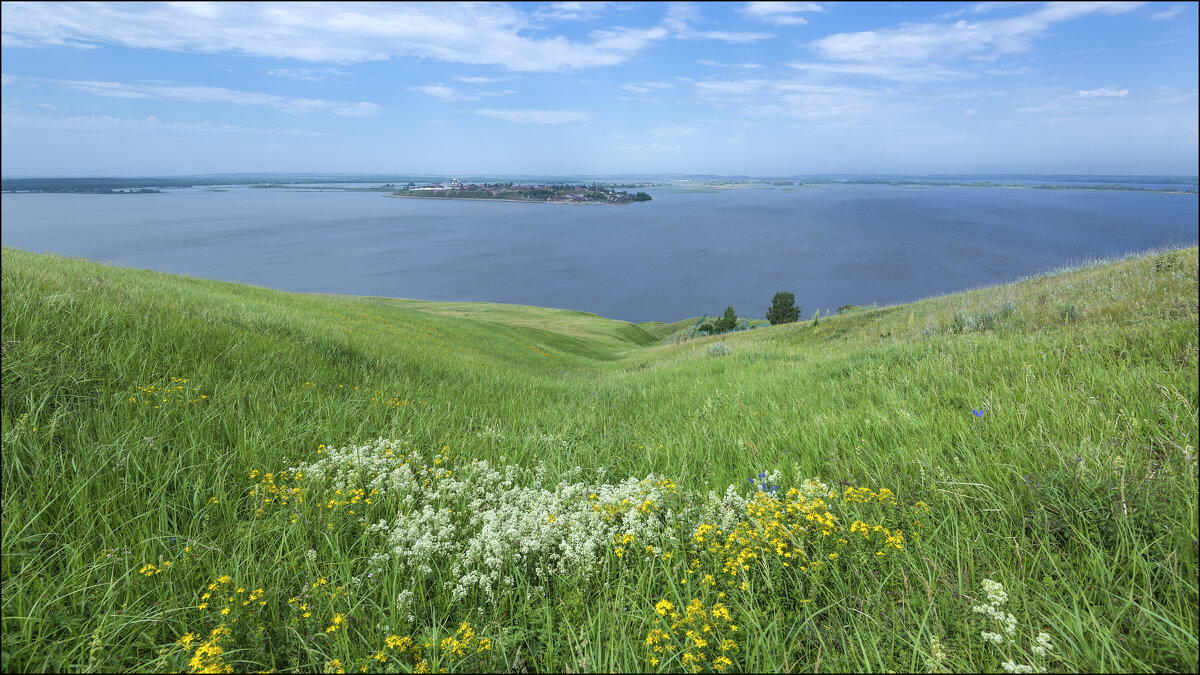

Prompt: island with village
xmin=388 ymin=179 xmax=653 ymax=204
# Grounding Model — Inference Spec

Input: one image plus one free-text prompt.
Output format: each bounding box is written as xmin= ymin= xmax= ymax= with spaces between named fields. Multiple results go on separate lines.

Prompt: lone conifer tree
xmin=715 ymin=306 xmax=738 ymax=332
xmin=766 ymin=291 xmax=801 ymax=325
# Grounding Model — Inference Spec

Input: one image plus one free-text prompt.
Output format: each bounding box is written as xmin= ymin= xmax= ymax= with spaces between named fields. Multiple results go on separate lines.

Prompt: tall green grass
xmin=2 ymin=245 xmax=1196 ymax=673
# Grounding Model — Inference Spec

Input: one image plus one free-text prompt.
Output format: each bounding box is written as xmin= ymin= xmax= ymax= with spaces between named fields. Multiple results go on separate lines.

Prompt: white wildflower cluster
xmin=981 ymin=631 xmax=1006 ymax=646
xmin=447 ymin=462 xmax=680 ymax=602
xmin=758 ymin=469 xmax=783 ymax=490
xmin=981 ymin=578 xmax=1009 ymax=605
xmin=395 ymin=588 xmax=414 ymax=623
xmin=972 ymin=578 xmax=1018 ymax=642
xmin=700 ymin=484 xmax=749 ymax=532
xmin=294 ymin=438 xmax=683 ymax=606
xmin=797 ymin=477 xmax=833 ymax=501
xmin=395 ymin=589 xmax=413 ymax=610
xmin=1031 ymin=632 xmax=1054 ymax=658
xmin=970 ymin=579 xmax=1055 ymax=674
xmin=527 ymin=432 xmax=574 ymax=450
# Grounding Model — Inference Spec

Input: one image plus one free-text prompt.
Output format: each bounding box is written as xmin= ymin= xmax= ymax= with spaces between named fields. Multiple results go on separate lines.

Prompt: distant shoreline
xmin=669 ymin=182 xmax=1197 ymax=195
xmin=384 ymin=194 xmax=631 ymax=205
xmin=3 ymin=178 xmax=1195 ymax=196
xmin=805 ymin=181 xmax=1198 ymax=194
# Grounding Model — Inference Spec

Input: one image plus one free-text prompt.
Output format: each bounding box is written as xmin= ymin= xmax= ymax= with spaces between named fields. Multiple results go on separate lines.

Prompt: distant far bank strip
xmin=385 ymin=193 xmax=639 ymax=205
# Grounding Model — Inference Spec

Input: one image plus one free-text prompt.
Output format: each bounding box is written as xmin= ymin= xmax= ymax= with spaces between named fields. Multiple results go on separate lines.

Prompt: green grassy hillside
xmin=2 ymin=245 xmax=1196 ymax=673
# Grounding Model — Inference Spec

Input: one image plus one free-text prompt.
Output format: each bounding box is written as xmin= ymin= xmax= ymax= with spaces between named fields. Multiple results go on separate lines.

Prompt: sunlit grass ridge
xmin=1 ymin=245 xmax=1196 ymax=673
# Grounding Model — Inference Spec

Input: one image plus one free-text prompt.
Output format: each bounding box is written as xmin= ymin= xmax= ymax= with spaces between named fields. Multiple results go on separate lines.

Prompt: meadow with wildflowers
xmin=1 ymin=244 xmax=1196 ymax=673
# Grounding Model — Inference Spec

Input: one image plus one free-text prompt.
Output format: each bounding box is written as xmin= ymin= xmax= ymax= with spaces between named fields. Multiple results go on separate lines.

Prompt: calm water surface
xmin=2 ymin=185 xmax=1195 ymax=323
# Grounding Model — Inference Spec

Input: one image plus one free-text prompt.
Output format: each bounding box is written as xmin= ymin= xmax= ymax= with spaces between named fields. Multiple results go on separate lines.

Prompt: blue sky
xmin=1 ymin=1 xmax=1196 ymax=176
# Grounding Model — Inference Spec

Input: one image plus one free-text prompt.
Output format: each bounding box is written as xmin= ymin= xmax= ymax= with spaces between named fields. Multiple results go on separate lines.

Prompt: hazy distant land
xmin=2 ymin=173 xmax=1196 ymax=194
xmin=388 ymin=181 xmax=653 ymax=204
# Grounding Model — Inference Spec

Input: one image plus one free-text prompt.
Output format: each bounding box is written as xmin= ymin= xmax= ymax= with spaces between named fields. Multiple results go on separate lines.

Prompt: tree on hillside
xmin=715 ymin=306 xmax=738 ymax=332
xmin=766 ymin=291 xmax=801 ymax=325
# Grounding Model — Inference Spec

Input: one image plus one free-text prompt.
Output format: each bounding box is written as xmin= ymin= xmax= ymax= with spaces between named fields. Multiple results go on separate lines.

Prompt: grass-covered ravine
xmin=1 ymin=244 xmax=1196 ymax=674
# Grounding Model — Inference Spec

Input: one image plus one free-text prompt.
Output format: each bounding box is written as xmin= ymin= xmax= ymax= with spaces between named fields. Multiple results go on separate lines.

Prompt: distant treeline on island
xmin=1 ymin=177 xmax=231 ymax=193
xmin=1 ymin=177 xmax=182 ymax=193
xmin=389 ymin=181 xmax=652 ymax=204
xmin=0 ymin=176 xmax=405 ymax=193
xmin=1 ymin=176 xmax=653 ymax=200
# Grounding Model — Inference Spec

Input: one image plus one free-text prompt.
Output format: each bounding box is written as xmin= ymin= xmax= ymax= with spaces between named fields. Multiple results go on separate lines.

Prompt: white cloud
xmin=1016 ymin=86 xmax=1136 ymax=112
xmin=332 ymin=102 xmax=383 ymax=117
xmin=621 ymin=81 xmax=673 ymax=94
xmin=811 ymin=2 xmax=1145 ymax=66
xmin=411 ymin=84 xmax=473 ymax=101
xmin=535 ymin=2 xmax=614 ymax=22
xmin=1148 ymin=4 xmax=1187 ymax=20
xmin=0 ymin=2 xmax=780 ymax=73
xmin=20 ymin=75 xmax=382 ymax=116
xmin=268 ymin=67 xmax=348 ymax=81
xmin=786 ymin=60 xmax=971 ymax=83
xmin=0 ymin=2 xmax=665 ymax=72
xmin=663 ymin=4 xmax=774 ymax=42
xmin=692 ymin=78 xmax=885 ymax=122
xmin=454 ymin=76 xmax=506 ymax=83
xmin=169 ymin=2 xmax=223 ymax=21
xmin=697 ymin=59 xmax=763 ymax=69
xmin=1077 ymin=87 xmax=1129 ymax=98
xmin=765 ymin=84 xmax=883 ymax=120
xmin=411 ymin=83 xmax=514 ymax=102
xmin=652 ymin=124 xmax=699 ymax=137
xmin=740 ymin=2 xmax=825 ymax=26
xmin=587 ymin=25 xmax=670 ymax=53
xmin=474 ymin=108 xmax=590 ymax=123
xmin=937 ymin=2 xmax=1031 ymax=20
xmin=694 ymin=79 xmax=768 ymax=98
xmin=691 ymin=29 xmax=775 ymax=43
xmin=0 ymin=111 xmax=322 ymax=135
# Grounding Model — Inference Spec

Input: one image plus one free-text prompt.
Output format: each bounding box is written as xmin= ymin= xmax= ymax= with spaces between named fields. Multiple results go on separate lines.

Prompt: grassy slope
xmin=1 ymin=245 xmax=1196 ymax=673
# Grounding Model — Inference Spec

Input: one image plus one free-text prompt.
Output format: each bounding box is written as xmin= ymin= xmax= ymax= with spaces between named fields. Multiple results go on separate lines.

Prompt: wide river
xmin=2 ymin=185 xmax=1196 ymax=323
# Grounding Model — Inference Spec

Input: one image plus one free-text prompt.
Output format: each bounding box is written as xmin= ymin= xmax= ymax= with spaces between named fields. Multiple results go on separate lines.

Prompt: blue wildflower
xmin=973 ymin=409 xmax=985 ymax=418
